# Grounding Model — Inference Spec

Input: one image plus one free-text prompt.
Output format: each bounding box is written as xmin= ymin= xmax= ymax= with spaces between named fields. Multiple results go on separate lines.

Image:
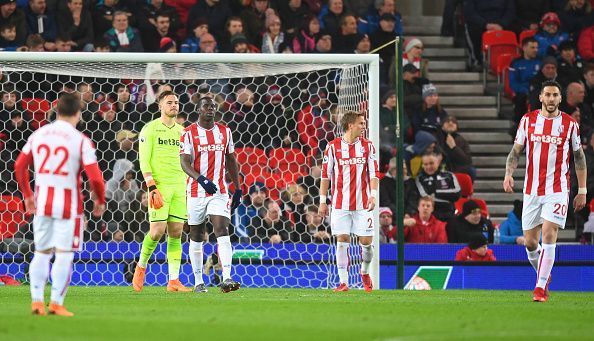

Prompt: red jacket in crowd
xmin=404 ymin=214 xmax=448 ymax=243
xmin=455 ymin=247 xmax=496 ymax=262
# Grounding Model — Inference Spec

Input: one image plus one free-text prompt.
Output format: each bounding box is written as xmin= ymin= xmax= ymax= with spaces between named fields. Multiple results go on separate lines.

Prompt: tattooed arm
xmin=574 ymin=148 xmax=587 ymax=211
xmin=503 ymin=143 xmax=524 ymax=193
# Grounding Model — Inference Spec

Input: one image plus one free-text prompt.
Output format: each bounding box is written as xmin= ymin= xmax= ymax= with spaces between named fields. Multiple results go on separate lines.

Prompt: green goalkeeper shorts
xmin=148 ymin=185 xmax=187 ymax=223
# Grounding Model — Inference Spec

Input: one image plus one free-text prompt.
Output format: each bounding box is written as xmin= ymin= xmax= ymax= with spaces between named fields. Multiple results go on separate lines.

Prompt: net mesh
xmin=0 ymin=60 xmax=370 ymax=289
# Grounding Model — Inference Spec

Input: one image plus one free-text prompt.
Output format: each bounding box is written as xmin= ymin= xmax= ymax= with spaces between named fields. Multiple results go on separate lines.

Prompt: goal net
xmin=0 ymin=52 xmax=380 ymax=289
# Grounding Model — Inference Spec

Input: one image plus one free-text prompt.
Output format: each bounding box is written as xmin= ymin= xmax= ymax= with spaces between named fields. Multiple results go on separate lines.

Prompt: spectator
xmin=281 ymin=183 xmax=309 ymax=231
xmin=218 ymin=16 xmax=244 ymax=53
xmin=135 ymin=0 xmax=181 ymax=42
xmin=318 ymin=0 xmax=344 ymax=36
xmin=277 ymin=0 xmax=309 ymax=36
xmin=380 ymin=157 xmax=401 ymax=217
xmin=559 ymin=0 xmax=594 ymax=40
xmin=0 ymin=0 xmax=28 ymax=46
xmin=296 ymin=84 xmax=331 ymax=152
xmin=408 ymin=151 xmax=460 ymax=221
xmin=292 ymin=15 xmax=319 ymax=54
xmin=446 ymin=199 xmax=495 ymax=244
xmin=510 ymin=0 xmax=549 ymax=34
xmin=583 ymin=64 xmax=594 ymax=110
xmin=560 ymin=82 xmax=592 ymax=135
xmin=54 ymin=34 xmax=72 ymax=52
xmin=186 ymin=0 xmax=232 ymax=44
xmin=455 ymin=235 xmax=496 ymax=261
xmin=261 ymin=12 xmax=284 ymax=53
xmin=354 ymin=33 xmax=370 ymax=54
xmin=463 ymin=0 xmax=516 ymax=69
xmin=370 ymin=13 xmax=398 ymax=82
xmin=240 ymin=0 xmax=269 ymax=46
xmin=105 ymin=159 xmax=139 ymax=242
xmin=180 ymin=17 xmax=208 ymax=53
xmin=400 ymin=63 xmax=429 ymax=118
xmin=313 ymin=29 xmax=332 ymax=53
xmin=234 ymin=181 xmax=268 ymax=242
xmin=584 ymin=131 xmax=594 ymax=203
xmin=297 ymin=157 xmax=322 ymax=203
xmin=379 ymin=207 xmax=397 ymax=243
xmin=380 ymin=89 xmax=408 ymax=148
xmin=509 ymin=37 xmax=540 ymax=127
xmin=0 ymin=22 xmax=19 ymax=50
xmin=112 ymin=129 xmax=139 ymax=176
xmin=403 ymin=130 xmax=437 ymax=178
xmin=86 ymin=103 xmax=122 ymax=173
xmin=197 ymin=33 xmax=217 ymax=53
xmin=223 ymin=86 xmax=259 ymax=146
xmin=403 ymin=196 xmax=448 ymax=243
xmin=259 ymin=84 xmax=296 ymax=149
xmin=293 ymin=205 xmax=331 ymax=243
xmin=56 ymin=0 xmax=93 ymax=51
xmin=557 ymin=41 xmax=584 ymax=87
xmin=140 ymin=12 xmax=174 ymax=52
xmin=93 ymin=38 xmax=110 ymax=52
xmin=533 ymin=12 xmax=569 ymax=58
xmin=359 ymin=0 xmax=402 ymax=36
xmin=25 ymin=0 xmax=58 ymax=50
xmin=499 ymin=199 xmax=525 ymax=245
xmin=231 ymin=33 xmax=257 ymax=53
xmin=78 ymin=82 xmax=99 ymax=116
xmin=333 ymin=13 xmax=359 ymax=53
xmin=577 ymin=23 xmax=594 ymax=62
xmin=528 ymin=56 xmax=558 ymax=109
xmin=412 ymin=83 xmax=448 ymax=135
xmin=0 ymin=86 xmax=24 ymax=122
xmin=159 ymin=36 xmax=176 ymax=53
xmin=402 ymin=38 xmax=428 ymax=78
xmin=92 ymin=0 xmax=133 ymax=41
xmin=251 ymin=199 xmax=292 ymax=243
xmin=104 ymin=11 xmax=144 ymax=52
xmin=110 ymin=83 xmax=141 ymax=131
xmin=1 ymin=110 xmax=32 ymax=152
xmin=437 ymin=115 xmax=474 ymax=179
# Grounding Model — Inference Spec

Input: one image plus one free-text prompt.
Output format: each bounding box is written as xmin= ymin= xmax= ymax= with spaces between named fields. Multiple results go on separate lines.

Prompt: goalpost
xmin=0 ymin=52 xmax=381 ymax=289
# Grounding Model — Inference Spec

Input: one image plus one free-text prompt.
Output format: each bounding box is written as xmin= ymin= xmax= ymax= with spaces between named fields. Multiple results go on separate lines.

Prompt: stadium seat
xmin=518 ymin=29 xmax=537 ymax=46
xmin=268 ymin=147 xmax=308 ymax=184
xmin=243 ymin=172 xmax=286 ymax=201
xmin=21 ymin=98 xmax=52 ymax=130
xmin=455 ymin=197 xmax=490 ymax=219
xmin=454 ymin=173 xmax=473 ymax=197
xmin=0 ymin=195 xmax=27 ymax=239
xmin=496 ymin=53 xmax=519 ymax=111
xmin=235 ymin=147 xmax=268 ymax=176
xmin=481 ymin=30 xmax=518 ymax=85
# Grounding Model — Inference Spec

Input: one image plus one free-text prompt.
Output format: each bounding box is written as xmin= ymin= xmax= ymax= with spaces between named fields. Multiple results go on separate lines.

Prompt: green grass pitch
xmin=1 ymin=286 xmax=593 ymax=340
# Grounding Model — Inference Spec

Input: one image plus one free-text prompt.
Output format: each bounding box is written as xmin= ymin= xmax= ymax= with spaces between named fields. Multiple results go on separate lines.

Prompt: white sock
xmin=536 ymin=244 xmax=556 ymax=288
xmin=189 ymin=240 xmax=204 ymax=285
xmin=336 ymin=242 xmax=350 ymax=285
xmin=360 ymin=244 xmax=373 ymax=275
xmin=217 ymin=236 xmax=232 ymax=281
xmin=29 ymin=252 xmax=52 ymax=303
xmin=50 ymin=252 xmax=74 ymax=305
xmin=526 ymin=244 xmax=542 ymax=273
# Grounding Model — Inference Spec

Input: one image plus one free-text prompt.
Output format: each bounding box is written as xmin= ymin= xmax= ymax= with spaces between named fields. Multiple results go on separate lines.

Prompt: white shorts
xmin=33 ymin=215 xmax=84 ymax=252
xmin=522 ymin=192 xmax=569 ymax=230
xmin=187 ymin=194 xmax=231 ymax=225
xmin=330 ymin=208 xmax=374 ymax=237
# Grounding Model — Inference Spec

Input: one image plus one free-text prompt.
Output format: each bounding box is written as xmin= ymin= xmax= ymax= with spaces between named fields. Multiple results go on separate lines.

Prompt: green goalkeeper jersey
xmin=138 ymin=118 xmax=185 ymax=187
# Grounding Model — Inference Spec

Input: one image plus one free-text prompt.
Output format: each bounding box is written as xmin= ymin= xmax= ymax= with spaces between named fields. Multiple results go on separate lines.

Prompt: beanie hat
xmin=462 ymin=199 xmax=480 ymax=217
xmin=159 ymin=37 xmax=175 ymax=52
xmin=405 ymin=38 xmax=422 ymax=53
xmin=541 ymin=56 xmax=558 ymax=68
xmin=231 ymin=33 xmax=249 ymax=46
xmin=422 ymin=83 xmax=438 ymax=99
xmin=468 ymin=234 xmax=488 ymax=250
xmin=381 ymin=89 xmax=396 ymax=104
xmin=265 ymin=13 xmax=281 ymax=29
xmin=540 ymin=12 xmax=560 ymax=27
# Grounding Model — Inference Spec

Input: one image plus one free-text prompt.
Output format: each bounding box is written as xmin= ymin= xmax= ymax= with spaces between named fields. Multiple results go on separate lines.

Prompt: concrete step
xmin=404 ymin=25 xmax=442 ymax=35
xmin=476 ymin=168 xmax=524 ymax=179
xmin=475 ymin=192 xmax=523 ymax=202
xmin=473 ymin=156 xmax=525 ymax=167
xmin=428 ymin=60 xmax=466 ymax=71
xmin=447 ymin=107 xmax=498 ymax=118
xmin=461 ymin=132 xmax=512 ymax=143
xmin=429 ymin=72 xmax=480 ymax=82
xmin=423 ymin=47 xmax=466 ymax=58
xmin=417 ymin=36 xmax=454 ymax=47
xmin=474 ymin=180 xmax=524 ymax=191
xmin=457 ymin=120 xmax=511 ymax=129
xmin=487 ymin=204 xmax=513 ymax=216
xmin=434 ymin=84 xmax=484 ymax=95
xmin=468 ymin=144 xmax=513 ymax=154
xmin=439 ymin=96 xmax=496 ymax=106
xmin=403 ymin=16 xmax=443 ymax=26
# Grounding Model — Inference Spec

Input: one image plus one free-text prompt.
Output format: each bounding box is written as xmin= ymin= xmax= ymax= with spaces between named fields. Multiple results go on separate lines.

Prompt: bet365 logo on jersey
xmin=531 ymin=134 xmax=563 ymax=145
xmin=158 ymin=137 xmax=180 ymax=146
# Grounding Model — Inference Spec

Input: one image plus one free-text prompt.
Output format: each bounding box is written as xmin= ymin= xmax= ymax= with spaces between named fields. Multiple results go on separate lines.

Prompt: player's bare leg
xmin=166 ymin=221 xmax=191 ymax=292
xmin=212 ymin=216 xmax=240 ymax=293
xmin=30 ymin=248 xmax=53 ymax=315
xmin=134 ymin=222 xmax=167 ymax=292
xmin=359 ymin=235 xmax=374 ymax=292
xmin=189 ymin=222 xmax=208 ymax=293
xmin=533 ymin=220 xmax=559 ymax=302
xmin=334 ymin=234 xmax=350 ymax=292
xmin=48 ymin=248 xmax=75 ymax=317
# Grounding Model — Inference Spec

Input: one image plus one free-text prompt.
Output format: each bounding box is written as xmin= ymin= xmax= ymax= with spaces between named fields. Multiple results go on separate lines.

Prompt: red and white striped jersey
xmin=180 ymin=122 xmax=234 ymax=198
xmin=321 ymin=137 xmax=380 ymax=210
xmin=21 ymin=120 xmax=98 ymax=219
xmin=515 ymin=110 xmax=581 ymax=196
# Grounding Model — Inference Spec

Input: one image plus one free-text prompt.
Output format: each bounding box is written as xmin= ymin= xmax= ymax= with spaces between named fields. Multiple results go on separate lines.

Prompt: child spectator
xmin=412 ymin=84 xmax=448 ymax=135
xmin=379 ymin=207 xmax=397 ymax=243
xmin=0 ymin=22 xmax=18 ymax=50
xmin=403 ymin=196 xmax=448 ymax=243
xmin=292 ymin=15 xmax=319 ymax=54
xmin=455 ymin=235 xmax=496 ymax=261
xmin=447 ymin=200 xmax=494 ymax=244
xmin=180 ymin=17 xmax=208 ymax=53
xmin=534 ymin=12 xmax=569 ymax=58
xmin=499 ymin=199 xmax=525 ymax=245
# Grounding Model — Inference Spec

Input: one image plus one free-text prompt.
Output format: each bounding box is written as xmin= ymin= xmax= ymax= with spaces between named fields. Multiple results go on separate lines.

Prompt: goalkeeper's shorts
xmin=148 ymin=185 xmax=187 ymax=223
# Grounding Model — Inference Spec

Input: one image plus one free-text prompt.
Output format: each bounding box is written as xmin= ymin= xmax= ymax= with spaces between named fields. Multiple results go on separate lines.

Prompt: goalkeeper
xmin=132 ymin=91 xmax=191 ymax=292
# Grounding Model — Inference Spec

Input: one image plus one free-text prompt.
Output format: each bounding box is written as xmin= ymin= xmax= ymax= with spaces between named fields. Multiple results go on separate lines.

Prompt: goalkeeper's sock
xmin=138 ymin=234 xmax=158 ymax=268
xmin=189 ymin=240 xmax=204 ymax=285
xmin=167 ymin=237 xmax=182 ymax=281
xmin=526 ymin=244 xmax=542 ymax=273
xmin=360 ymin=244 xmax=373 ymax=275
xmin=217 ymin=236 xmax=232 ymax=281
xmin=536 ymin=244 xmax=556 ymax=288
xmin=336 ymin=242 xmax=349 ymax=285
xmin=50 ymin=252 xmax=74 ymax=305
xmin=29 ymin=252 xmax=52 ymax=303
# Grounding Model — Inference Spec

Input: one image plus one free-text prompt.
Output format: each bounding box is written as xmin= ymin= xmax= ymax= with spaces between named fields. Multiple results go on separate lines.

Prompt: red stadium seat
xmin=0 ymin=195 xmax=27 ymax=239
xmin=268 ymin=148 xmax=308 ymax=183
xmin=496 ymin=53 xmax=518 ymax=98
xmin=243 ymin=171 xmax=286 ymax=200
xmin=482 ymin=30 xmax=519 ymax=76
xmin=21 ymin=98 xmax=52 ymax=130
xmin=455 ymin=197 xmax=490 ymax=219
xmin=454 ymin=172 xmax=473 ymax=198
xmin=518 ymin=29 xmax=537 ymax=46
xmin=235 ymin=147 xmax=268 ymax=176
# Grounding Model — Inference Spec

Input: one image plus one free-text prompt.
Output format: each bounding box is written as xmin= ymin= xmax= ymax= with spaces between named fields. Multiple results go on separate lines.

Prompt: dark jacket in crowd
xmin=409 ymin=170 xmax=461 ymax=221
xmin=463 ymin=0 xmax=516 ymax=29
xmin=447 ymin=215 xmax=495 ymax=244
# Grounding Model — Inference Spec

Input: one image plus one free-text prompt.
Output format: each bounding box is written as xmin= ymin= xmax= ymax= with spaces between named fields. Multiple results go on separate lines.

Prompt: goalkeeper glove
xmin=147 ymin=179 xmax=164 ymax=209
xmin=197 ymin=175 xmax=218 ymax=194
xmin=230 ymin=189 xmax=242 ymax=211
